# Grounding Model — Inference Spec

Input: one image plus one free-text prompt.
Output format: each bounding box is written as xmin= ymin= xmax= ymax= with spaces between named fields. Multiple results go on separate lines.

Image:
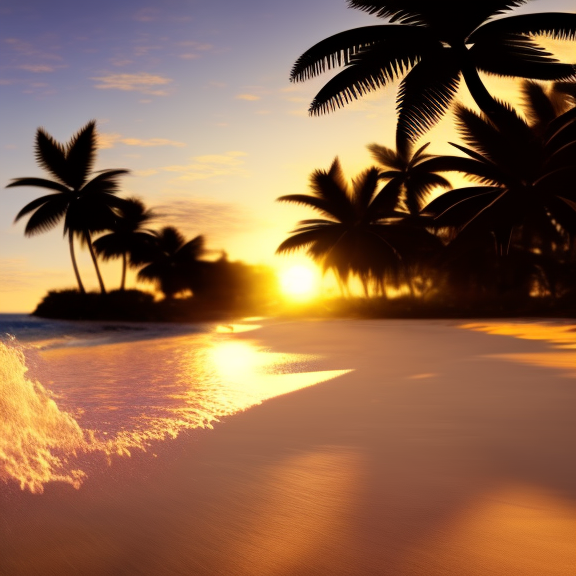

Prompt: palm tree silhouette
xmin=368 ymin=140 xmax=451 ymax=216
xmin=6 ymin=121 xmax=129 ymax=294
xmin=290 ymin=0 xmax=576 ymax=141
xmin=137 ymin=226 xmax=206 ymax=299
xmin=93 ymin=197 xmax=157 ymax=291
xmin=276 ymin=157 xmax=437 ymax=294
xmin=421 ymin=82 xmax=576 ymax=264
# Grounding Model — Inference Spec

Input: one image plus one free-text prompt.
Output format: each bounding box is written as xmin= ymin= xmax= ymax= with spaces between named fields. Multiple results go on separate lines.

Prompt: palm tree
xmin=420 ymin=82 xmax=576 ymax=297
xmin=290 ymin=0 xmax=576 ymax=142
xmin=276 ymin=157 xmax=438 ymax=295
xmin=137 ymin=226 xmax=206 ymax=298
xmin=368 ymin=140 xmax=451 ymax=216
xmin=93 ymin=197 xmax=157 ymax=291
xmin=6 ymin=121 xmax=129 ymax=294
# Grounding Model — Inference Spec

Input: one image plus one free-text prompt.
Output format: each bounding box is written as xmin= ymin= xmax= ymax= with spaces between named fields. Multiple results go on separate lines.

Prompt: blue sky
xmin=1 ymin=0 xmax=574 ymax=311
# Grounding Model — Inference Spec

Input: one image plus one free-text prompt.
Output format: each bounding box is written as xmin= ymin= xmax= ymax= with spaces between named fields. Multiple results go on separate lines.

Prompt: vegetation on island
xmin=7 ymin=122 xmax=278 ymax=322
xmin=5 ymin=0 xmax=576 ymax=321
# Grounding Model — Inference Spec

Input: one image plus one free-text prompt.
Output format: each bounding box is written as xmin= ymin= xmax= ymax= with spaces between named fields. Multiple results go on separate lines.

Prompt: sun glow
xmin=279 ymin=265 xmax=319 ymax=300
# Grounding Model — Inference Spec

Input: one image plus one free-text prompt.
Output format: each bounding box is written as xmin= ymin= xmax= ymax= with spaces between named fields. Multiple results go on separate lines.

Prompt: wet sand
xmin=1 ymin=319 xmax=575 ymax=575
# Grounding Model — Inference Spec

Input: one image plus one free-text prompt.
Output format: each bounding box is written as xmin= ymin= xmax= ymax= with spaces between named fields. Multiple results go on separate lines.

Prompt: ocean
xmin=0 ymin=313 xmax=348 ymax=494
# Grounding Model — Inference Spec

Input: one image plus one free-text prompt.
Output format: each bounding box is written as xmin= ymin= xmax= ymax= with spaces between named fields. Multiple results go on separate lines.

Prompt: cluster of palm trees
xmin=278 ymin=0 xmax=576 ymax=308
xmin=7 ymin=121 xmax=211 ymax=299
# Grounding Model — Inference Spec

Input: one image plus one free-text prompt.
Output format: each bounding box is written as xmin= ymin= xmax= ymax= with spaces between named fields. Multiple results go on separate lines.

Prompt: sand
xmin=1 ymin=319 xmax=575 ymax=576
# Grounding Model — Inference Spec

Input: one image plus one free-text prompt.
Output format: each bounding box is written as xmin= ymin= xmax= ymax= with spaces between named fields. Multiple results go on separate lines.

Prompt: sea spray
xmin=1 ymin=328 xmax=351 ymax=493
xmin=0 ymin=339 xmax=89 ymax=492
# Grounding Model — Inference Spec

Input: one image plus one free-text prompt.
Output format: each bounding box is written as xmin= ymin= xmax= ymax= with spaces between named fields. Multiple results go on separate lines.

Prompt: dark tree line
xmin=6 ymin=121 xmax=276 ymax=310
xmin=279 ymin=0 xmax=576 ymax=313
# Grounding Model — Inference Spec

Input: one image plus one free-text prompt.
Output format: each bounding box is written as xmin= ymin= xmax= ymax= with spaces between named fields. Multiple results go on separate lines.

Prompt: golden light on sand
xmin=279 ymin=264 xmax=319 ymax=300
xmin=461 ymin=322 xmax=576 ymax=376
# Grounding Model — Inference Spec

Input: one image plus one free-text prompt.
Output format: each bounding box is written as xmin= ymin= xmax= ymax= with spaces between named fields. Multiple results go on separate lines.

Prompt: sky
xmin=1 ymin=0 xmax=574 ymax=312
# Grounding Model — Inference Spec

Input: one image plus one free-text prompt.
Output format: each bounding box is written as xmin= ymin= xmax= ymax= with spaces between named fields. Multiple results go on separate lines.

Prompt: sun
xmin=279 ymin=265 xmax=319 ymax=300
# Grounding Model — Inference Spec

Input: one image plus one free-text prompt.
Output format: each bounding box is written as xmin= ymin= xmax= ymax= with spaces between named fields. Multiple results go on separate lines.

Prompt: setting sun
xmin=279 ymin=265 xmax=319 ymax=300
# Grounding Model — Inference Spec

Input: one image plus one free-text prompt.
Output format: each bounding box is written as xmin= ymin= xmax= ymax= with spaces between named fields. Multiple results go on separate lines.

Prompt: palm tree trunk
xmin=121 ymin=252 xmax=127 ymax=291
xmin=69 ymin=229 xmax=86 ymax=294
xmin=461 ymin=61 xmax=513 ymax=127
xmin=85 ymin=230 xmax=107 ymax=294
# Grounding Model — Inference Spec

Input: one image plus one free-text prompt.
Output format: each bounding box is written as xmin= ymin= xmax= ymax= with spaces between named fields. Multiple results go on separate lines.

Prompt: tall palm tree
xmin=276 ymin=157 xmax=438 ymax=294
xmin=6 ymin=121 xmax=129 ymax=294
xmin=93 ymin=197 xmax=157 ymax=291
xmin=137 ymin=226 xmax=206 ymax=299
xmin=368 ymin=140 xmax=451 ymax=216
xmin=290 ymin=1 xmax=576 ymax=142
xmin=421 ymin=84 xmax=576 ymax=255
xmin=420 ymin=83 xmax=576 ymax=298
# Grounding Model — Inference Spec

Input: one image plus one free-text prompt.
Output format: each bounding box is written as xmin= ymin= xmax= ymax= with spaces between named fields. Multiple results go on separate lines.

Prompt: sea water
xmin=0 ymin=314 xmax=349 ymax=494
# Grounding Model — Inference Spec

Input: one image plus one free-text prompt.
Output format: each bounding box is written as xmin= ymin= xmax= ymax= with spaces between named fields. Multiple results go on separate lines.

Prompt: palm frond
xmin=352 ymin=166 xmax=381 ymax=213
xmin=453 ymin=104 xmax=534 ymax=172
xmin=346 ymin=1 xmax=426 ymax=24
xmin=276 ymin=194 xmax=343 ymax=221
xmin=65 ymin=120 xmax=97 ymax=189
xmin=290 ymin=25 xmax=420 ymax=82
xmin=14 ymin=193 xmax=64 ymax=222
xmin=367 ymin=143 xmax=404 ymax=170
xmin=178 ymin=235 xmax=206 ymax=261
xmin=423 ymin=186 xmax=501 ymax=217
xmin=367 ymin=175 xmax=404 ymax=217
xmin=80 ymin=169 xmax=130 ymax=195
xmin=472 ymin=35 xmax=576 ymax=81
xmin=22 ymin=196 xmax=69 ymax=236
xmin=469 ymin=13 xmax=576 ymax=43
xmin=407 ymin=171 xmax=452 ymax=203
xmin=396 ymin=53 xmax=461 ymax=141
xmin=6 ymin=177 xmax=69 ymax=193
xmin=410 ymin=142 xmax=431 ymax=164
xmin=420 ymin=153 xmax=502 ymax=184
xmin=308 ymin=41 xmax=425 ymax=115
xmin=521 ymin=81 xmax=556 ymax=127
xmin=348 ymin=1 xmax=528 ymax=33
xmin=93 ymin=233 xmax=125 ymax=260
xmin=34 ymin=128 xmax=70 ymax=186
xmin=276 ymin=230 xmax=325 ymax=254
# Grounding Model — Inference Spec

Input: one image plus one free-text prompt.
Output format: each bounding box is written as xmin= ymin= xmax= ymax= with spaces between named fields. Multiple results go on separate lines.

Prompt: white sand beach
xmin=1 ymin=318 xmax=575 ymax=576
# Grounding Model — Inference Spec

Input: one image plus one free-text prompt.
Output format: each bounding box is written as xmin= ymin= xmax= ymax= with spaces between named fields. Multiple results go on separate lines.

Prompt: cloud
xmin=178 ymin=41 xmax=212 ymax=60
xmin=91 ymin=73 xmax=172 ymax=95
xmin=110 ymin=58 xmax=133 ymax=67
xmin=97 ymin=132 xmax=186 ymax=149
xmin=18 ymin=64 xmax=62 ymax=73
xmin=235 ymin=94 xmax=261 ymax=101
xmin=162 ymin=151 xmax=248 ymax=181
xmin=151 ymin=198 xmax=252 ymax=244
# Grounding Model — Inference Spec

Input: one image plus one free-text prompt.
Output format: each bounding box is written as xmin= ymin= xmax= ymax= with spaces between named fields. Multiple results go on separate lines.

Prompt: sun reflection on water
xmin=0 ymin=332 xmax=351 ymax=493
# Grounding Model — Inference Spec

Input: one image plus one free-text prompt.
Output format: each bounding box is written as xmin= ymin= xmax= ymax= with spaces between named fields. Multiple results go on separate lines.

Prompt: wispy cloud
xmin=178 ymin=41 xmax=212 ymax=60
xmin=236 ymin=94 xmax=261 ymax=101
xmin=162 ymin=151 xmax=248 ymax=181
xmin=18 ymin=64 xmax=64 ymax=73
xmin=151 ymin=197 xmax=252 ymax=244
xmin=91 ymin=73 xmax=172 ymax=95
xmin=98 ymin=132 xmax=186 ymax=149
